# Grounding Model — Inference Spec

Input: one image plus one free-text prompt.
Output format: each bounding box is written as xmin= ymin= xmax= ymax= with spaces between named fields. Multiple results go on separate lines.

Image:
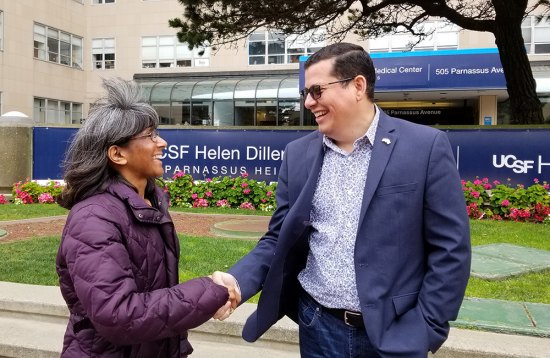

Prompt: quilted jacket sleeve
xmin=59 ymin=204 xmax=229 ymax=345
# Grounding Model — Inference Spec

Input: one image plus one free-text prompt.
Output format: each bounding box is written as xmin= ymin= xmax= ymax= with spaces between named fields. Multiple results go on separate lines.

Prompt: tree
xmin=169 ymin=0 xmax=550 ymax=124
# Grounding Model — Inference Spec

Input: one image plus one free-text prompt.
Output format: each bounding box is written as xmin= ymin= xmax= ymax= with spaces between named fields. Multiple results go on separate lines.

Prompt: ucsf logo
xmin=493 ymin=155 xmax=550 ymax=174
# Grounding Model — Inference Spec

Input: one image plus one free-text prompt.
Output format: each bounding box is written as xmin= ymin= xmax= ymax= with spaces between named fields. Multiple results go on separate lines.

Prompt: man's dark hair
xmin=305 ymin=43 xmax=376 ymax=100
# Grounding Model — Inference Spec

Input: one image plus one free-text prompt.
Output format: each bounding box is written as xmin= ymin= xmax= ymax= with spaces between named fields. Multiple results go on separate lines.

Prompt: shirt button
xmin=138 ymin=214 xmax=143 ymax=218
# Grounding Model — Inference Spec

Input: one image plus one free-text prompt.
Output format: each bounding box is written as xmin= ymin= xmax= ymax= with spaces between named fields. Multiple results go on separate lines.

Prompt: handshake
xmin=210 ymin=271 xmax=241 ymax=321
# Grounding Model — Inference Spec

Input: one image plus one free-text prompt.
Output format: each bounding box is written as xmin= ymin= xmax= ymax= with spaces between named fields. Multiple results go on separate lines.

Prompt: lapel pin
xmin=382 ymin=138 xmax=391 ymax=145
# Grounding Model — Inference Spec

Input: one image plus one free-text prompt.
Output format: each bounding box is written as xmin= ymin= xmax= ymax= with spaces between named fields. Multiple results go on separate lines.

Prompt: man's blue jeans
xmin=298 ymin=291 xmax=380 ymax=358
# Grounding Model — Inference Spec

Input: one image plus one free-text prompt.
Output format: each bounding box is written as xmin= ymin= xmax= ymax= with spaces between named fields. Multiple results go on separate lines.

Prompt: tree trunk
xmin=493 ymin=21 xmax=544 ymax=124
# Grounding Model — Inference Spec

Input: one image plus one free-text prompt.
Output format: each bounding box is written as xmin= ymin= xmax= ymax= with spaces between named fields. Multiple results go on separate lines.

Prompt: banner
xmin=33 ymin=128 xmax=549 ymax=186
xmin=444 ymin=129 xmax=550 ymax=185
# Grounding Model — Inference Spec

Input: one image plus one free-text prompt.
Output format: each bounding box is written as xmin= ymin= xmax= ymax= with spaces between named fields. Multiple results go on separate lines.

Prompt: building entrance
xmin=377 ymin=100 xmax=475 ymax=125
xmin=381 ymin=106 xmax=474 ymax=125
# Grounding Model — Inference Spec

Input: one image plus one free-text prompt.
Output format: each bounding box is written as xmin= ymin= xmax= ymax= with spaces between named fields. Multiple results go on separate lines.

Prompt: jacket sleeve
xmin=228 ymin=144 xmax=291 ymax=301
xmin=60 ymin=205 xmax=229 ymax=345
xmin=419 ymin=131 xmax=471 ymax=352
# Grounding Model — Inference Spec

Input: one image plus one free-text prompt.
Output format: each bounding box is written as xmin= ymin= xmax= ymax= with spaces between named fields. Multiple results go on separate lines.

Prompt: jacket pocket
xmin=392 ymin=291 xmax=419 ymax=316
xmin=376 ymin=183 xmax=417 ymax=196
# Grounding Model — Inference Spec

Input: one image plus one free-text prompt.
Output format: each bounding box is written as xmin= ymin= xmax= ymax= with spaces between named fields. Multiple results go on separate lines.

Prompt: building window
xmin=92 ymin=38 xmax=115 ymax=69
xmin=33 ymin=98 xmax=83 ymax=124
xmin=522 ymin=16 xmax=550 ymax=54
xmin=248 ymin=29 xmax=325 ymax=65
xmin=0 ymin=11 xmax=4 ymax=50
xmin=140 ymin=76 xmax=300 ymax=126
xmin=34 ymin=23 xmax=83 ymax=68
xmin=369 ymin=21 xmax=459 ymax=53
xmin=141 ymin=36 xmax=209 ymax=68
xmin=92 ymin=0 xmax=115 ymax=4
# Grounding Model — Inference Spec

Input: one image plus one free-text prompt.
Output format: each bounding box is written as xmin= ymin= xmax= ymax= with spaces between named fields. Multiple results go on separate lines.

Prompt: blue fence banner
xmin=444 ymin=129 xmax=549 ymax=185
xmin=33 ymin=127 xmax=549 ymax=187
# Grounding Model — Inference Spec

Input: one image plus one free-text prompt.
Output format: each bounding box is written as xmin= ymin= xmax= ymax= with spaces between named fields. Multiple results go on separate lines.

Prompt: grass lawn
xmin=466 ymin=220 xmax=550 ymax=303
xmin=469 ymin=220 xmax=550 ymax=250
xmin=0 ymin=203 xmax=270 ymax=220
xmin=170 ymin=206 xmax=273 ymax=216
xmin=1 ymin=204 xmax=549 ymax=304
xmin=0 ymin=235 xmax=256 ymax=284
xmin=0 ymin=204 xmax=68 ymax=221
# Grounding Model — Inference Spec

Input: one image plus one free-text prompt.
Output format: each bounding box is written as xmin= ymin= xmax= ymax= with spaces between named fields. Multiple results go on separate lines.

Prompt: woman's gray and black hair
xmin=58 ymin=77 xmax=159 ymax=209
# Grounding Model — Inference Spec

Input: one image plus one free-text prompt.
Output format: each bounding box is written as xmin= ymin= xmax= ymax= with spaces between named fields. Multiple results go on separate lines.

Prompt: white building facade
xmin=0 ymin=0 xmax=549 ymax=126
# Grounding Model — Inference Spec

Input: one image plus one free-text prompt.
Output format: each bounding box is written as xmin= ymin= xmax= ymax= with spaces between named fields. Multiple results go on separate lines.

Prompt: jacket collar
xmin=106 ymin=181 xmax=172 ymax=224
xmin=357 ymin=111 xmax=397 ymax=224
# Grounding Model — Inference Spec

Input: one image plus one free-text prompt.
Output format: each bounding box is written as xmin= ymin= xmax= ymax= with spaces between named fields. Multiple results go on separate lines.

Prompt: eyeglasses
xmin=300 ymin=77 xmax=355 ymax=100
xmin=129 ymin=128 xmax=160 ymax=142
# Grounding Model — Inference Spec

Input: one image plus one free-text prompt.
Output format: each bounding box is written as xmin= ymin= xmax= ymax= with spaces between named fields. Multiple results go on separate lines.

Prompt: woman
xmin=56 ymin=78 xmax=233 ymax=357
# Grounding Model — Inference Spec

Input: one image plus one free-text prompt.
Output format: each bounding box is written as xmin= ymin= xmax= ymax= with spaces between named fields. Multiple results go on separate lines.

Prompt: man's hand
xmin=210 ymin=271 xmax=241 ymax=320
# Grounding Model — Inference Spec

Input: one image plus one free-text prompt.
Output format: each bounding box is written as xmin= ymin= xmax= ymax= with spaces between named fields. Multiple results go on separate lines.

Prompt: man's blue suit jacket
xmin=229 ymin=111 xmax=471 ymax=357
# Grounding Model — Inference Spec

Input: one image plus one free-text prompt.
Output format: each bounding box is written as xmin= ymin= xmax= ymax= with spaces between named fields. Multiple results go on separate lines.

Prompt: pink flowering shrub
xmin=12 ymin=179 xmax=62 ymax=204
xmin=165 ymin=172 xmax=277 ymax=211
xmin=162 ymin=172 xmax=195 ymax=207
xmin=239 ymin=202 xmax=256 ymax=210
xmin=192 ymin=198 xmax=209 ymax=208
xmin=37 ymin=193 xmax=55 ymax=204
xmin=463 ymin=177 xmax=550 ymax=223
xmin=466 ymin=202 xmax=484 ymax=220
xmin=462 ymin=177 xmax=492 ymax=211
xmin=0 ymin=194 xmax=8 ymax=205
xmin=216 ymin=199 xmax=231 ymax=208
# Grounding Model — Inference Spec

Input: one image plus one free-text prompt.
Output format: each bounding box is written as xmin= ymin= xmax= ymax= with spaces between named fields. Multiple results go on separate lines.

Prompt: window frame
xmin=140 ymin=35 xmax=209 ymax=69
xmin=92 ymin=37 xmax=116 ymax=70
xmin=522 ymin=15 xmax=550 ymax=55
xmin=248 ymin=29 xmax=326 ymax=66
xmin=33 ymin=23 xmax=83 ymax=68
xmin=33 ymin=97 xmax=83 ymax=124
xmin=368 ymin=20 xmax=460 ymax=53
xmin=0 ymin=11 xmax=4 ymax=51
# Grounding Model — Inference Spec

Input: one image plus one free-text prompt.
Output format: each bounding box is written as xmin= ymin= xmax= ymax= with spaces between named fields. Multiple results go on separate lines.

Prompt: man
xmin=213 ymin=42 xmax=471 ymax=357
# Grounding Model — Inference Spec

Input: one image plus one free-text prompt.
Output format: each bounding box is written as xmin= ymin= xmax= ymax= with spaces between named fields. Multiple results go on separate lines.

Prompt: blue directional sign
xmin=299 ymin=48 xmax=506 ymax=92
xmin=371 ymin=49 xmax=506 ymax=91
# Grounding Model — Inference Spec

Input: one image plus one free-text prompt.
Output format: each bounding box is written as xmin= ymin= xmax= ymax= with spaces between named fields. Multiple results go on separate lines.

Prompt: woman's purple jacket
xmin=56 ymin=182 xmax=228 ymax=357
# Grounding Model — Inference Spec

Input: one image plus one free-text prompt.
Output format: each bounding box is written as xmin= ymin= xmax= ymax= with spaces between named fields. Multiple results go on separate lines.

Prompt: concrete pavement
xmin=1 ymin=281 xmax=550 ymax=358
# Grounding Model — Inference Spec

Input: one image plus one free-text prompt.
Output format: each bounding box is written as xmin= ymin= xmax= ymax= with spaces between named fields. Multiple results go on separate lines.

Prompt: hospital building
xmin=0 ymin=0 xmax=549 ymax=127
